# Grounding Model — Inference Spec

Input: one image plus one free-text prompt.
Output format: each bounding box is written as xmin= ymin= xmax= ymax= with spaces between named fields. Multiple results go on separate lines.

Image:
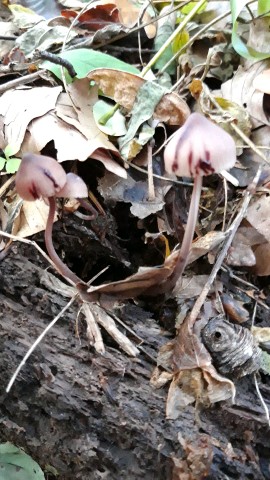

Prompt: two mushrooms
xmin=15 ymin=113 xmax=236 ymax=294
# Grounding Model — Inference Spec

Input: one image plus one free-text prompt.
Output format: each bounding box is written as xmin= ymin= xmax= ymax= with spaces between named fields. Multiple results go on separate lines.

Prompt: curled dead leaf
xmin=88 ymin=69 xmax=190 ymax=125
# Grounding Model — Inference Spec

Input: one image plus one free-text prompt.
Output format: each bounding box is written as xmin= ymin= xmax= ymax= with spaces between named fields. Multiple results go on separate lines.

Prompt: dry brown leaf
xmin=246 ymin=196 xmax=270 ymax=242
xmin=0 ymin=86 xmax=62 ymax=153
xmin=150 ymin=367 xmax=173 ymax=388
xmin=221 ymin=61 xmax=270 ymax=127
xmin=175 ymin=275 xmax=222 ymax=301
xmin=12 ymin=199 xmax=56 ymax=238
xmin=87 ymin=250 xmax=179 ymax=299
xmin=115 ymin=0 xmax=156 ymax=38
xmin=88 ymin=69 xmax=190 ymax=125
xmin=20 ymin=102 xmax=126 ymax=178
xmin=0 ymin=21 xmax=17 ymax=57
xmin=253 ymin=243 xmax=270 ymax=276
xmin=98 ymin=171 xmax=170 ymax=219
xmin=58 ymin=83 xmax=118 ymax=152
xmin=226 ymin=225 xmax=266 ymax=267
xmin=187 ymin=231 xmax=226 ymax=265
xmin=166 ymin=365 xmax=234 ymax=419
xmin=162 ymin=317 xmax=235 ymax=418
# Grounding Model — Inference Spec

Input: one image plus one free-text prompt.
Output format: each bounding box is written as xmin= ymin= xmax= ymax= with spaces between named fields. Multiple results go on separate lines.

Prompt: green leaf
xmin=258 ymin=0 xmax=270 ymax=15
xmin=0 ymin=157 xmax=6 ymax=171
xmin=119 ymin=81 xmax=167 ymax=159
xmin=4 ymin=144 xmax=20 ymax=158
xmin=181 ymin=1 xmax=207 ymax=14
xmin=41 ymin=48 xmax=140 ymax=82
xmin=5 ymin=157 xmax=21 ymax=174
xmin=0 ymin=443 xmax=45 ymax=480
xmin=93 ymin=100 xmax=127 ymax=136
xmin=230 ymin=0 xmax=270 ymax=60
xmin=153 ymin=7 xmax=176 ymax=74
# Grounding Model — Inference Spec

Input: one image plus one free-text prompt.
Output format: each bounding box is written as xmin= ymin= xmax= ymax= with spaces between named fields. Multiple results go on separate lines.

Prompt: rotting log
xmin=0 ymin=246 xmax=270 ymax=479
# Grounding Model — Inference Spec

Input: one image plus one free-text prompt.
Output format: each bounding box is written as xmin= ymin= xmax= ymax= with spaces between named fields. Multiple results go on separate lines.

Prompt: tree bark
xmin=0 ymin=244 xmax=269 ymax=479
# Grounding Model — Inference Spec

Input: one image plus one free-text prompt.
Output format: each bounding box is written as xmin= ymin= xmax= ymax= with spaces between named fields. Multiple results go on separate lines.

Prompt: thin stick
xmin=147 ymin=141 xmax=155 ymax=200
xmin=254 ymin=374 xmax=270 ymax=426
xmin=222 ymin=177 xmax=228 ymax=232
xmin=0 ymin=230 xmax=59 ymax=271
xmin=141 ymin=0 xmax=206 ymax=76
xmin=187 ymin=165 xmax=262 ymax=328
xmin=6 ymin=293 xmax=78 ymax=393
xmin=167 ymin=10 xmax=231 ymax=82
xmin=0 ymin=70 xmax=46 ymax=95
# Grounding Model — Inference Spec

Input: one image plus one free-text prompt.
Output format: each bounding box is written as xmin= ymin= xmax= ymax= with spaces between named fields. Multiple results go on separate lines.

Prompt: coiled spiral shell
xmin=202 ymin=317 xmax=261 ymax=379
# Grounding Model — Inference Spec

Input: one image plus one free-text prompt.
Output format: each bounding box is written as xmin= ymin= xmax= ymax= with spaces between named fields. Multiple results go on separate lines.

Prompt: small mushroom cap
xmin=56 ymin=172 xmax=88 ymax=198
xmin=164 ymin=112 xmax=237 ymax=177
xmin=15 ymin=153 xmax=67 ymax=201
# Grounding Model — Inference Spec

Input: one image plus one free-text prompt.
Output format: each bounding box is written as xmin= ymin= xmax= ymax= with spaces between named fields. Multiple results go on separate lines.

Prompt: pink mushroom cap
xmin=16 ymin=153 xmax=67 ymax=201
xmin=164 ymin=112 xmax=237 ymax=178
xmin=56 ymin=172 xmax=88 ymax=199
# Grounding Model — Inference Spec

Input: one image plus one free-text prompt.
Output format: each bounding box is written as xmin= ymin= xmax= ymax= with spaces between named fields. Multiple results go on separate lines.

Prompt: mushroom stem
xmin=169 ymin=175 xmax=203 ymax=290
xmin=45 ymin=197 xmax=82 ymax=286
xmin=77 ymin=198 xmax=98 ymax=220
xmin=148 ymin=175 xmax=203 ymax=296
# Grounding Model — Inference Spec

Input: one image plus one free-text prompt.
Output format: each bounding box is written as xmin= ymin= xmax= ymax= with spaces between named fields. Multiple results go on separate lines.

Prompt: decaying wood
xmin=0 ymin=245 xmax=270 ymax=479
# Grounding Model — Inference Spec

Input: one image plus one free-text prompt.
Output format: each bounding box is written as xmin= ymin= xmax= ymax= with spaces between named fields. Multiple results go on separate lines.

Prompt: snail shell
xmin=202 ymin=317 xmax=261 ymax=379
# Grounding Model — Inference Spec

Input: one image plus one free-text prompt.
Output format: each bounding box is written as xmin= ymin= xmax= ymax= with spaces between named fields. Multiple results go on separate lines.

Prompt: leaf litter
xmin=1 ymin=0 xmax=270 ymax=451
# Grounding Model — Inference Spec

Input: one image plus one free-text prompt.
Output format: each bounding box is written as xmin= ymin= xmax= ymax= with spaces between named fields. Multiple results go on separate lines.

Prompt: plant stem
xmin=170 ymin=175 xmax=202 ymax=290
xmin=148 ymin=175 xmax=202 ymax=295
xmin=141 ymin=0 xmax=206 ymax=77
xmin=45 ymin=197 xmax=82 ymax=286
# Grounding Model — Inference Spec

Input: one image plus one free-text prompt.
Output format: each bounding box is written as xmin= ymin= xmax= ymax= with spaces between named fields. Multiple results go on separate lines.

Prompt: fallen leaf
xmin=253 ymin=68 xmax=270 ymax=94
xmin=0 ymin=86 xmax=62 ymax=154
xmin=115 ymin=0 xmax=156 ymax=38
xmin=98 ymin=171 xmax=170 ymax=218
xmin=93 ymin=99 xmax=127 ymax=136
xmin=187 ymin=231 xmax=226 ymax=265
xmin=252 ymin=326 xmax=270 ymax=344
xmin=86 ymin=250 xmax=179 ymax=299
xmin=118 ymin=81 xmax=168 ymax=158
xmin=42 ymin=48 xmax=140 ymax=82
xmin=12 ymin=198 xmax=56 ymax=238
xmin=253 ymin=243 xmax=270 ymax=276
xmin=88 ymin=69 xmax=190 ymax=125
xmin=246 ymin=195 xmax=270 ymax=242
xmin=153 ymin=6 xmax=177 ymax=74
xmin=16 ymin=19 xmax=76 ymax=55
xmin=62 ymin=4 xmax=120 ymax=31
xmin=221 ymin=61 xmax=270 ymax=127
xmin=0 ymin=21 xmax=17 ymax=57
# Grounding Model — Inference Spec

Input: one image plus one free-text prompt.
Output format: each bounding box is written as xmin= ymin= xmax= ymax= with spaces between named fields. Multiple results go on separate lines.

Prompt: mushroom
xmin=15 ymin=153 xmax=93 ymax=286
xmin=163 ymin=112 xmax=237 ymax=292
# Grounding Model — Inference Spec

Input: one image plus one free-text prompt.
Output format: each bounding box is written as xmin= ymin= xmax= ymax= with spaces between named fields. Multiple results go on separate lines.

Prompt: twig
xmin=187 ymin=165 xmax=262 ymax=328
xmin=81 ymin=303 xmax=105 ymax=353
xmin=168 ymin=9 xmax=231 ymax=84
xmin=147 ymin=140 xmax=155 ymax=200
xmin=0 ymin=230 xmax=61 ymax=274
xmin=6 ymin=292 xmax=78 ymax=392
xmin=141 ymin=0 xmax=206 ymax=77
xmin=254 ymin=374 xmax=270 ymax=426
xmin=34 ymin=51 xmax=77 ymax=78
xmin=0 ymin=70 xmax=46 ymax=95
